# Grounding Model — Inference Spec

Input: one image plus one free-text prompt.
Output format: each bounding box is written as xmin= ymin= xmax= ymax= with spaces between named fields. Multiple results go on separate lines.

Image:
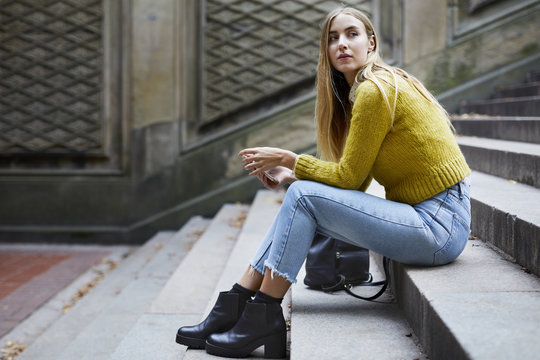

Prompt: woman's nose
xmin=338 ymin=36 xmax=347 ymax=50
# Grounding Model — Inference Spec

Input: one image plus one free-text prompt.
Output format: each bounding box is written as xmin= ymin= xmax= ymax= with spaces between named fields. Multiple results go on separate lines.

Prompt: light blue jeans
xmin=249 ymin=178 xmax=471 ymax=283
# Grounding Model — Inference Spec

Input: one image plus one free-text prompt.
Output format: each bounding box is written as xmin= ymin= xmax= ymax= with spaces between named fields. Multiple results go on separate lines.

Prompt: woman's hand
xmin=257 ymin=166 xmax=297 ymax=190
xmin=238 ymin=147 xmax=298 ymax=177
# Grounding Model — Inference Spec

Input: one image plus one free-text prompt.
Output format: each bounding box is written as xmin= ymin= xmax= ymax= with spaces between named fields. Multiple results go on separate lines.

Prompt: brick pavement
xmin=0 ymin=245 xmax=111 ymax=339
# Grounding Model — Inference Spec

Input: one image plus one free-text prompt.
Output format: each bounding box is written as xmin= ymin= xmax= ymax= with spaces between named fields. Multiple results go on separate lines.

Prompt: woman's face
xmin=327 ymin=13 xmax=375 ymax=86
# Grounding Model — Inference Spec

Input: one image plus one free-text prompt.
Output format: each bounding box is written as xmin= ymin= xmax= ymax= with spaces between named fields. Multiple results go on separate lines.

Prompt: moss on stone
xmin=521 ymin=43 xmax=540 ymax=57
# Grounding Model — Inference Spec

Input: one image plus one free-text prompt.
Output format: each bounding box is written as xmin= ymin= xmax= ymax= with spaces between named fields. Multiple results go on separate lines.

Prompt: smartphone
xmin=263 ymin=170 xmax=278 ymax=183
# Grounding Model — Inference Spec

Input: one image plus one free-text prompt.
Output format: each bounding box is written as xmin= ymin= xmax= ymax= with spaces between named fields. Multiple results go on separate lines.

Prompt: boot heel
xmin=263 ymin=331 xmax=287 ymax=359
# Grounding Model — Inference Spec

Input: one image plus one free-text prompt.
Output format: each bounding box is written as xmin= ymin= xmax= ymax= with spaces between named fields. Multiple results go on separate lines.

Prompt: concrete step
xmin=108 ymin=203 xmax=250 ymax=360
xmin=451 ymin=116 xmax=540 ymax=144
xmin=469 ymin=171 xmax=540 ymax=277
xmin=290 ymin=254 xmax=427 ymax=360
xmin=51 ymin=213 xmax=226 ymax=360
xmin=149 ymin=203 xmax=249 ymax=315
xmin=457 ymin=136 xmax=540 ymax=189
xmin=15 ymin=229 xmax=182 ymax=360
xmin=459 ymin=96 xmax=540 ymax=117
xmin=109 ymin=190 xmax=282 ymax=360
xmin=394 ymin=239 xmax=540 ymax=360
xmin=17 ymin=216 xmax=216 ymax=360
xmin=494 ymin=81 xmax=540 ymax=98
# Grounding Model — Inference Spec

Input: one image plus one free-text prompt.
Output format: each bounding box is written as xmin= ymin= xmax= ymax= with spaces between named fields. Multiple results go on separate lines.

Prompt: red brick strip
xmin=0 ymin=249 xmax=109 ymax=339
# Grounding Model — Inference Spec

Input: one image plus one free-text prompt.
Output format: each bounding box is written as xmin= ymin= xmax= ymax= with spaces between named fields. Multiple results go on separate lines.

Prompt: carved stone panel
xmin=202 ymin=0 xmax=372 ymax=124
xmin=0 ymin=0 xmax=123 ymax=173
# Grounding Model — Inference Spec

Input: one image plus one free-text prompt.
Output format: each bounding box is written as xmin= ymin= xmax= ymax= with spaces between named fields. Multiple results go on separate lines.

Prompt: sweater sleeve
xmin=294 ymin=80 xmax=393 ymax=189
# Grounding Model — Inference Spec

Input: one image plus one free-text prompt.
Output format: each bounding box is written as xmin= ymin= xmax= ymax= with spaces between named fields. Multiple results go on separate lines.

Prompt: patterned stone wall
xmin=0 ymin=0 xmax=123 ymax=173
xmin=0 ymin=0 xmax=103 ymax=154
xmin=202 ymin=0 xmax=371 ymax=124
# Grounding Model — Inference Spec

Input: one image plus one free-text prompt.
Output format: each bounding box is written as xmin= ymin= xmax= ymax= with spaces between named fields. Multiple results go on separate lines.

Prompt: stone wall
xmin=402 ymin=0 xmax=540 ymax=105
xmin=1 ymin=0 xmax=538 ymax=244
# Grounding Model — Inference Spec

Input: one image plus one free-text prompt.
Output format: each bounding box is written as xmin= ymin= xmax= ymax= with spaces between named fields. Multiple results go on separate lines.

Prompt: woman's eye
xmin=329 ymin=35 xmax=338 ymax=42
xmin=349 ymin=32 xmax=358 ymax=37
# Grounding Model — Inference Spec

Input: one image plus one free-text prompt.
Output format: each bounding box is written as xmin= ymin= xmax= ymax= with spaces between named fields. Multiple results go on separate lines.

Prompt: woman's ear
xmin=368 ymin=35 xmax=375 ymax=52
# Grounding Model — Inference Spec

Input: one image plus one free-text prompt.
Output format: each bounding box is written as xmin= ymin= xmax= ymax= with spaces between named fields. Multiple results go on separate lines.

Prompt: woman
xmin=177 ymin=6 xmax=471 ymax=358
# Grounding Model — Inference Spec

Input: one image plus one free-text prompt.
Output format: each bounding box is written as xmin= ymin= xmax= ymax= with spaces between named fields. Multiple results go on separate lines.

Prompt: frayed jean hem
xmin=248 ymin=260 xmax=297 ymax=284
xmin=248 ymin=263 xmax=264 ymax=277
xmin=264 ymin=260 xmax=297 ymax=284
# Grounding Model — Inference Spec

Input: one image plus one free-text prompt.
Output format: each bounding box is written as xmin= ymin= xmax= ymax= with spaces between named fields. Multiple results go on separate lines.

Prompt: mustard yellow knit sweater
xmin=294 ymin=73 xmax=471 ymax=205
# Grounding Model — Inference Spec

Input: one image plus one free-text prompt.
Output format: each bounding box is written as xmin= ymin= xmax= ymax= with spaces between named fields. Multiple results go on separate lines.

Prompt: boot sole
xmin=176 ymin=333 xmax=206 ymax=349
xmin=205 ymin=331 xmax=286 ymax=359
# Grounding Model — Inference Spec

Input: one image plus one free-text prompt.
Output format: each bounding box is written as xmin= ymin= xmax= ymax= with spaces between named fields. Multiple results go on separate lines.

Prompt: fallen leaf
xmin=229 ymin=211 xmax=248 ymax=228
xmin=0 ymin=341 xmax=26 ymax=360
xmin=61 ymin=259 xmax=117 ymax=314
xmin=189 ymin=228 xmax=206 ymax=239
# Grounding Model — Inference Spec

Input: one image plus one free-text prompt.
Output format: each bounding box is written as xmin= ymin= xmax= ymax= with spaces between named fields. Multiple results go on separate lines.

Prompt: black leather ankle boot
xmin=205 ymin=300 xmax=287 ymax=358
xmin=176 ymin=291 xmax=251 ymax=349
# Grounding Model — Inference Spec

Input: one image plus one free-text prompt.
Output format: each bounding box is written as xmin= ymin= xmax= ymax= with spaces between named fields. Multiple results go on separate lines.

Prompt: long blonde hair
xmin=316 ymin=6 xmax=449 ymax=162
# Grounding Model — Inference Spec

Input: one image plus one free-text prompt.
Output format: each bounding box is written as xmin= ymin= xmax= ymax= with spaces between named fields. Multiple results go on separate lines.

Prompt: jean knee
xmin=287 ymin=180 xmax=323 ymax=200
xmin=284 ymin=181 xmax=317 ymax=212
xmin=287 ymin=180 xmax=306 ymax=196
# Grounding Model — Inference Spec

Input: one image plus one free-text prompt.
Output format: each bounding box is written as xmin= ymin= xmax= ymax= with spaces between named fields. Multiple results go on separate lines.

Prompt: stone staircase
xmin=4 ymin=74 xmax=540 ymax=360
xmin=453 ymin=71 xmax=540 ymax=277
xmin=4 ymin=188 xmax=427 ymax=360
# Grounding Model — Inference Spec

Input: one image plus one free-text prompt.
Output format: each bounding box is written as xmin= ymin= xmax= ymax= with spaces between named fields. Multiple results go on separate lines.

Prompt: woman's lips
xmin=338 ymin=54 xmax=352 ymax=61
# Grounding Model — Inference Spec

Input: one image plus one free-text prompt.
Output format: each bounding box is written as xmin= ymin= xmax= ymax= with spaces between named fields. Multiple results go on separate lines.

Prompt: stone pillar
xmin=402 ymin=0 xmax=447 ymax=65
xmin=130 ymin=0 xmax=181 ymax=178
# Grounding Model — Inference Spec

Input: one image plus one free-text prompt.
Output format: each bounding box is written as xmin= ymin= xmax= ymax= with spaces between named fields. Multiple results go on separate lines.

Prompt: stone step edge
xmin=469 ymin=171 xmax=540 ymax=276
xmin=457 ymin=135 xmax=540 ymax=155
xmin=451 ymin=116 xmax=540 ymax=144
xmin=205 ymin=189 xmax=286 ymax=311
xmin=394 ymin=240 xmax=540 ymax=360
xmin=457 ymin=136 xmax=540 ymax=189
xmin=109 ymin=204 xmax=251 ymax=360
xmin=149 ymin=203 xmax=251 ymax=315
xmin=52 ymin=216 xmax=214 ymax=360
xmin=14 ymin=229 xmax=179 ymax=360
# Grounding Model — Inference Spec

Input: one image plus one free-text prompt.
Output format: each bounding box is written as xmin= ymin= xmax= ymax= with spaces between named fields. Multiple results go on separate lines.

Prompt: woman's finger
xmin=238 ymin=148 xmax=258 ymax=158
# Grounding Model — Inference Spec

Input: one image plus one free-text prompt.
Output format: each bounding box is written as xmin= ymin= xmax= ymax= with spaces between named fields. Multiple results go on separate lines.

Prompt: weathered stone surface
xmin=457 ymin=136 xmax=540 ymax=189
xmin=407 ymin=6 xmax=540 ymax=94
xmin=469 ymin=171 xmax=540 ymax=276
xmin=132 ymin=0 xmax=177 ymax=129
xmin=452 ymin=117 xmax=540 ymax=144
xmin=396 ymin=240 xmax=540 ymax=360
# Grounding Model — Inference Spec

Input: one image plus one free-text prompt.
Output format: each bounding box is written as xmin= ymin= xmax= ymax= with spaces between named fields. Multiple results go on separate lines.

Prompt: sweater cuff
xmin=293 ymin=154 xmax=319 ymax=180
